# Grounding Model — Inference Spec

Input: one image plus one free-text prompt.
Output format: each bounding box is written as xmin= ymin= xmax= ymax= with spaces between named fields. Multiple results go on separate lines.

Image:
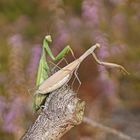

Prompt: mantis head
xmin=45 ymin=35 xmax=52 ymax=42
xmin=95 ymin=43 xmax=100 ymax=48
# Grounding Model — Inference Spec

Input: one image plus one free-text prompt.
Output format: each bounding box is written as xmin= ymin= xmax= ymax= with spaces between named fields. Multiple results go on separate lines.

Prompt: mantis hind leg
xmin=49 ymin=57 xmax=68 ymax=70
xmin=71 ymin=67 xmax=81 ymax=92
xmin=71 ymin=76 xmax=76 ymax=90
xmin=49 ymin=60 xmax=62 ymax=70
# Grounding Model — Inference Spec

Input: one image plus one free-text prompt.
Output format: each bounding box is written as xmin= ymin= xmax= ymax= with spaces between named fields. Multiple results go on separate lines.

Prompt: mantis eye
xmin=45 ymin=35 xmax=52 ymax=42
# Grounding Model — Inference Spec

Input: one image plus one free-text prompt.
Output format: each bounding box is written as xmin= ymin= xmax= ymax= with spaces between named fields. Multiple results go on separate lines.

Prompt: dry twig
xmin=21 ymin=85 xmax=85 ymax=140
xmin=83 ymin=117 xmax=137 ymax=140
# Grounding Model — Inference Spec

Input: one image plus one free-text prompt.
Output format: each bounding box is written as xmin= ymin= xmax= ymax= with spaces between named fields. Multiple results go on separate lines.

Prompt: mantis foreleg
xmin=91 ymin=52 xmax=129 ymax=75
xmin=43 ymin=37 xmax=75 ymax=61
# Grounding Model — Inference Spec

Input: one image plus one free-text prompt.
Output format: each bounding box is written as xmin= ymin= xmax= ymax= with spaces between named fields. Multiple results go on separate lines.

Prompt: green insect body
xmin=33 ymin=35 xmax=74 ymax=111
xmin=33 ymin=94 xmax=49 ymax=111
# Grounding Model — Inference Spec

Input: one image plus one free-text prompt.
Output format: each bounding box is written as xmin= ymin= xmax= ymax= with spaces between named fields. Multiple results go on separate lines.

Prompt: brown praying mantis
xmin=35 ymin=43 xmax=129 ymax=96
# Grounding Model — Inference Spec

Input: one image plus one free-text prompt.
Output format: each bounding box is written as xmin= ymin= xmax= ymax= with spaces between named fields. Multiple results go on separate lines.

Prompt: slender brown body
xmin=37 ymin=60 xmax=79 ymax=94
xmin=36 ymin=43 xmax=128 ymax=94
xmin=37 ymin=44 xmax=100 ymax=94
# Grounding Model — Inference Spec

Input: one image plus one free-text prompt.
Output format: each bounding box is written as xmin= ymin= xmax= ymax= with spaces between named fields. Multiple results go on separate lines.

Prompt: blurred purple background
xmin=0 ymin=0 xmax=140 ymax=140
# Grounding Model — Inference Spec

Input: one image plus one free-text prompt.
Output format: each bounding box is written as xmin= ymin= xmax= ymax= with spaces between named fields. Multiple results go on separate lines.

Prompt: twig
xmin=21 ymin=85 xmax=85 ymax=140
xmin=83 ymin=117 xmax=137 ymax=140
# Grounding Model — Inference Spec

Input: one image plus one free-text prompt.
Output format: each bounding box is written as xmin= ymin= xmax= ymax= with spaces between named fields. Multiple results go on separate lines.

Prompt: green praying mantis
xmin=33 ymin=39 xmax=129 ymax=112
xmin=33 ymin=35 xmax=75 ymax=111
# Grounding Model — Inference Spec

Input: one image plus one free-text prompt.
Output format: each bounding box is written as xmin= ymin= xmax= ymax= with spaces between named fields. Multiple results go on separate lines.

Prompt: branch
xmin=21 ymin=85 xmax=85 ymax=140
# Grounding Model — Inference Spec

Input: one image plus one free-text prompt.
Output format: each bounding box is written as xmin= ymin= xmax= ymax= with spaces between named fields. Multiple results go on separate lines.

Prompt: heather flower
xmin=27 ymin=44 xmax=41 ymax=86
xmin=82 ymin=0 xmax=100 ymax=27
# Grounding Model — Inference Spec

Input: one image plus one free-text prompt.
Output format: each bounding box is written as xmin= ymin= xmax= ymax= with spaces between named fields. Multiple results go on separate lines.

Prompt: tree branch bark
xmin=21 ymin=85 xmax=85 ymax=140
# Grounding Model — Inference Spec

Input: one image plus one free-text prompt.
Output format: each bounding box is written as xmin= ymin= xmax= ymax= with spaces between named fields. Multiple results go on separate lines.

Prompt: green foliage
xmin=0 ymin=0 xmax=37 ymax=20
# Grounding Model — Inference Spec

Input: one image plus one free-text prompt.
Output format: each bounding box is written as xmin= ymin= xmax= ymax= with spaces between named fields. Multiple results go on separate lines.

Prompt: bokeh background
xmin=0 ymin=0 xmax=140 ymax=140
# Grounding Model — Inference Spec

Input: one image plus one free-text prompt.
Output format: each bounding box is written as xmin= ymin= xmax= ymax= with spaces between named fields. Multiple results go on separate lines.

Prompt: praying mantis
xmin=35 ymin=43 xmax=129 ymax=97
xmin=33 ymin=35 xmax=75 ymax=111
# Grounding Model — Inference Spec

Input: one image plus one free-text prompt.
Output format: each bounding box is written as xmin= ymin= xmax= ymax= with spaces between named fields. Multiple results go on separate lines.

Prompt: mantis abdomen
xmin=37 ymin=60 xmax=80 ymax=94
xmin=37 ymin=74 xmax=70 ymax=94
